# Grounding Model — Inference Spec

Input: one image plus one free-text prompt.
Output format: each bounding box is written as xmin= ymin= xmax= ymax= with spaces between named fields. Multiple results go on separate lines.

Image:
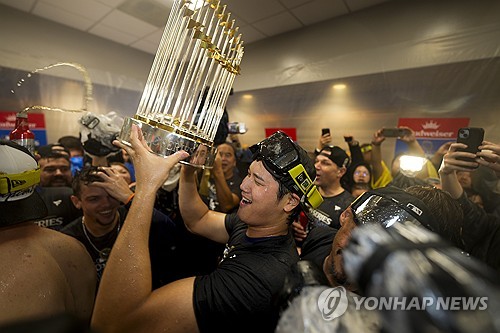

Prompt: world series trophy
xmin=119 ymin=0 xmax=244 ymax=168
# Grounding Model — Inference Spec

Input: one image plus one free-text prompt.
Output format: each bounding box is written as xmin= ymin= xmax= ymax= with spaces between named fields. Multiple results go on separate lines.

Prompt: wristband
xmin=124 ymin=192 xmax=135 ymax=205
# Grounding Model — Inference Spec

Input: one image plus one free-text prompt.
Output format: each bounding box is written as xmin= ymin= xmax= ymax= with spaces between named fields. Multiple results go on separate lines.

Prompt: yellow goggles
xmin=0 ymin=168 xmax=41 ymax=195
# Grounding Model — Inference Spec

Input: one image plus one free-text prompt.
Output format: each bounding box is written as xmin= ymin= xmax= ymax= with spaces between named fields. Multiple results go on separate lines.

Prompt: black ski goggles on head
xmin=249 ymin=131 xmax=323 ymax=209
xmin=350 ymin=191 xmax=422 ymax=228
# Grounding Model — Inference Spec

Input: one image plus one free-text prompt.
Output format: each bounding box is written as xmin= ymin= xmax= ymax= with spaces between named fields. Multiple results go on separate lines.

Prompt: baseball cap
xmin=350 ymin=186 xmax=435 ymax=231
xmin=318 ymin=146 xmax=350 ymax=168
xmin=37 ymin=143 xmax=70 ymax=159
xmin=249 ymin=131 xmax=323 ymax=209
xmin=0 ymin=140 xmax=48 ymax=227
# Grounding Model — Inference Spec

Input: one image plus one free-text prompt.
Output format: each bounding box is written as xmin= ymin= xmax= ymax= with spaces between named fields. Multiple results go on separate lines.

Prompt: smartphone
xmin=321 ymin=128 xmax=330 ymax=136
xmin=227 ymin=122 xmax=247 ymax=134
xmin=456 ymin=127 xmax=484 ymax=165
xmin=381 ymin=128 xmax=410 ymax=138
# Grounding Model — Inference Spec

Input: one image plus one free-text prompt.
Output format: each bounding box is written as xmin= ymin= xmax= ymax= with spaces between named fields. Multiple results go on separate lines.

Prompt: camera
xmin=228 ymin=122 xmax=247 ymax=134
xmin=458 ymin=128 xmax=469 ymax=139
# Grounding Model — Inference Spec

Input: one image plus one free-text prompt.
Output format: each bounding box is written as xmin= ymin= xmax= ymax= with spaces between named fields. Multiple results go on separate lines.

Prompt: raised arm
xmin=438 ymin=142 xmax=479 ymax=199
xmin=399 ymin=126 xmax=425 ymax=156
xmin=92 ymin=126 xmax=198 ymax=333
xmin=370 ymin=128 xmax=386 ymax=182
xmin=477 ymin=140 xmax=500 ymax=179
xmin=211 ymin=153 xmax=240 ymax=212
xmin=179 ymin=158 xmax=230 ymax=244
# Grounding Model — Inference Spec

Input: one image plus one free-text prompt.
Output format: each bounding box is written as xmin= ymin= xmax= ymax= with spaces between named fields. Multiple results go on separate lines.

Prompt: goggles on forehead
xmin=350 ymin=191 xmax=422 ymax=229
xmin=249 ymin=131 xmax=323 ymax=209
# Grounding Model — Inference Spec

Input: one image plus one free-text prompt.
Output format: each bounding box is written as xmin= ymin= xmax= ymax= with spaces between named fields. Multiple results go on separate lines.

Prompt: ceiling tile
xmin=89 ymin=23 xmax=138 ymax=44
xmin=236 ymin=24 xmax=266 ymax=45
xmin=95 ymin=0 xmax=128 ymax=7
xmin=39 ymin=0 xmax=112 ymax=21
xmin=33 ymin=2 xmax=96 ymax=30
xmin=0 ymin=0 xmax=36 ymax=11
xmin=345 ymin=0 xmax=389 ymax=12
xmin=253 ymin=12 xmax=303 ymax=37
xmin=99 ymin=9 xmax=158 ymax=37
xmin=143 ymin=29 xmax=164 ymax=43
xmin=224 ymin=0 xmax=285 ymax=22
xmin=292 ymin=0 xmax=349 ymax=25
xmin=280 ymin=0 xmax=314 ymax=9
xmin=130 ymin=38 xmax=159 ymax=53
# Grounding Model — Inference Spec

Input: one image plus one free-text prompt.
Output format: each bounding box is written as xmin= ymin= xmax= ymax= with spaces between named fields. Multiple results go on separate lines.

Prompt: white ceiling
xmin=0 ymin=0 xmax=390 ymax=54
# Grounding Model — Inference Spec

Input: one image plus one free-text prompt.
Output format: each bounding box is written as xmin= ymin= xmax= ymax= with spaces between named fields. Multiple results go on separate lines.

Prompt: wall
xmin=0 ymin=1 xmax=499 ymax=162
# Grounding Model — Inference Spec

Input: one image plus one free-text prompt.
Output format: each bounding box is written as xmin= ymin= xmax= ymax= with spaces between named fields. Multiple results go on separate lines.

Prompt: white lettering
xmin=352 ymin=296 xmax=365 ymax=310
xmin=479 ymin=297 xmax=488 ymax=310
xmin=393 ymin=297 xmax=406 ymax=310
xmin=422 ymin=297 xmax=434 ymax=308
xmin=437 ymin=297 xmax=449 ymax=310
xmin=364 ymin=297 xmax=378 ymax=311
xmin=450 ymin=297 xmax=461 ymax=310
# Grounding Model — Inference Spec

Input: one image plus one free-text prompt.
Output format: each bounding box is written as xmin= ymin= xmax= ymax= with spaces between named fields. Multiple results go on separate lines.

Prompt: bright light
xmin=399 ymin=155 xmax=427 ymax=177
xmin=242 ymin=94 xmax=253 ymax=99
xmin=333 ymin=84 xmax=346 ymax=90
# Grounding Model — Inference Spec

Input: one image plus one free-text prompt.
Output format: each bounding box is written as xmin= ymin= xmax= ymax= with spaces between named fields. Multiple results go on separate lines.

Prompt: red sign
xmin=0 ymin=111 xmax=47 ymax=146
xmin=0 ymin=111 xmax=46 ymax=130
xmin=397 ymin=118 xmax=469 ymax=140
xmin=265 ymin=128 xmax=297 ymax=141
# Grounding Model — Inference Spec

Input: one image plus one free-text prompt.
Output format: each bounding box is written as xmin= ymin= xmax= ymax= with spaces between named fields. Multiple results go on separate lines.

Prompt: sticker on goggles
xmin=288 ymin=164 xmax=323 ymax=209
xmin=351 ymin=193 xmax=421 ymax=228
xmin=0 ymin=168 xmax=41 ymax=195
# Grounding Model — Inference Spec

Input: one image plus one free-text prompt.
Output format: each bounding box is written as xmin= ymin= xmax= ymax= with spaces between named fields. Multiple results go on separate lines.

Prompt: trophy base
xmin=118 ymin=116 xmax=216 ymax=169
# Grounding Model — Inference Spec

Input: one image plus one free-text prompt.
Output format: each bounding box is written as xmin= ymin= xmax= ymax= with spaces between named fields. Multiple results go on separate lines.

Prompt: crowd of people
xmin=1 ymin=122 xmax=500 ymax=332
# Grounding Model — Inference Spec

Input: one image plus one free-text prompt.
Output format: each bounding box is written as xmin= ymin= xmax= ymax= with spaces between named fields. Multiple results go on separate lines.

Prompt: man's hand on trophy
xmin=114 ymin=124 xmax=189 ymax=194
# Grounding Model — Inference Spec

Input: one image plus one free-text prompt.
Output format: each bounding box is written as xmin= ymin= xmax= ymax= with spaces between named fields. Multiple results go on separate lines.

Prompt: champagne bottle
xmin=9 ymin=112 xmax=35 ymax=155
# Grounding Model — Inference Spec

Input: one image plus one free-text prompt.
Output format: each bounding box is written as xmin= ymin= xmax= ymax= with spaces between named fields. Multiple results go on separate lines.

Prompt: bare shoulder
xmin=0 ymin=224 xmax=96 ymax=325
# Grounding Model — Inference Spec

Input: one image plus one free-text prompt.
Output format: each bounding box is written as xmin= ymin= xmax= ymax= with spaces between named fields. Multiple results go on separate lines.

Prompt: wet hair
xmin=405 ymin=185 xmax=465 ymax=248
xmin=72 ymin=166 xmax=103 ymax=198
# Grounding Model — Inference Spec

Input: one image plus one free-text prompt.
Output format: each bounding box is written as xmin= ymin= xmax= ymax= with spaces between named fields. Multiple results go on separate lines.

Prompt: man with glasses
xmin=92 ymin=129 xmax=323 ymax=333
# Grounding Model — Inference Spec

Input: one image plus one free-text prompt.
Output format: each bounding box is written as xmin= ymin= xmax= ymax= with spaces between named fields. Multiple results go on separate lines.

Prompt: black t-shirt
xmin=61 ymin=206 xmax=180 ymax=288
xmin=300 ymin=227 xmax=337 ymax=269
xmin=304 ymin=190 xmax=354 ymax=230
xmin=193 ymin=213 xmax=299 ymax=333
xmin=33 ymin=186 xmax=82 ymax=230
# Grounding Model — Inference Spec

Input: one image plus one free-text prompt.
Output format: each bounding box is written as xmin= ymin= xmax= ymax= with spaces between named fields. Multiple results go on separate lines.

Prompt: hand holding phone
xmin=381 ymin=128 xmax=411 ymax=138
xmin=456 ymin=127 xmax=484 ymax=167
xmin=321 ymin=128 xmax=330 ymax=136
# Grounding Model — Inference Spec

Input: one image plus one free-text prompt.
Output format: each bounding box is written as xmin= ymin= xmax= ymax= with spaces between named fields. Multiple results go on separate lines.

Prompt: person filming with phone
xmin=439 ymin=136 xmax=500 ymax=272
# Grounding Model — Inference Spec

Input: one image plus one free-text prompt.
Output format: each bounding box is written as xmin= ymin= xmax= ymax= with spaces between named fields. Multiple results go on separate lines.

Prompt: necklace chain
xmin=81 ymin=216 xmax=120 ymax=256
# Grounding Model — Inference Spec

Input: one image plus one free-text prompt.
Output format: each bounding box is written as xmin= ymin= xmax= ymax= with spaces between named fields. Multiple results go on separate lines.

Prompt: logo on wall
xmin=395 ymin=118 xmax=469 ymax=156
